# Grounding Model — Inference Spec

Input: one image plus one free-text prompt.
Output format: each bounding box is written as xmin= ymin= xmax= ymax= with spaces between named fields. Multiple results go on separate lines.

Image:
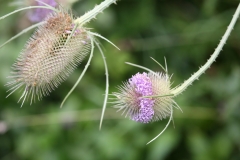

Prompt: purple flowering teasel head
xmin=110 ymin=59 xmax=183 ymax=144
xmin=112 ymin=71 xmax=178 ymax=123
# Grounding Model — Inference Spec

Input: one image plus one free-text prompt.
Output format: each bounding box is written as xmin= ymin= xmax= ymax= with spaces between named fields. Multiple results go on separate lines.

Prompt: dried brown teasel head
xmin=6 ymin=10 xmax=91 ymax=106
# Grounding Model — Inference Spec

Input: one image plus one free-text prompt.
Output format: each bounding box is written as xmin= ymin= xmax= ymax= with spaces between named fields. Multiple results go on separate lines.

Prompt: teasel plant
xmin=0 ymin=0 xmax=119 ymax=129
xmin=111 ymin=3 xmax=240 ymax=144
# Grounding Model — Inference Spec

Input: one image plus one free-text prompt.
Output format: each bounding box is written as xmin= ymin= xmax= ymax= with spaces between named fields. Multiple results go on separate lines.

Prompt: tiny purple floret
xmin=29 ymin=0 xmax=57 ymax=23
xmin=129 ymin=72 xmax=155 ymax=123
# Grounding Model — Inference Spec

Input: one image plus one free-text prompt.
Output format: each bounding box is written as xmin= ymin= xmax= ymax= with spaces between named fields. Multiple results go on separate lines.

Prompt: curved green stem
xmin=0 ymin=6 xmax=58 ymax=21
xmin=171 ymin=3 xmax=240 ymax=96
xmin=0 ymin=22 xmax=44 ymax=49
xmin=125 ymin=62 xmax=155 ymax=74
xmin=95 ymin=42 xmax=109 ymax=130
xmin=147 ymin=106 xmax=173 ymax=145
xmin=88 ymin=31 xmax=120 ymax=50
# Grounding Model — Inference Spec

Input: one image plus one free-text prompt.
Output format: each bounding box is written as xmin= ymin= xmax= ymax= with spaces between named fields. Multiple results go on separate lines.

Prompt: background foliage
xmin=0 ymin=0 xmax=240 ymax=159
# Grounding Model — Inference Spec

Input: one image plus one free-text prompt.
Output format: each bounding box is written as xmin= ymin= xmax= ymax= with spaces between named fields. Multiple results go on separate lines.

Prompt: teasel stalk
xmin=111 ymin=3 xmax=240 ymax=144
xmin=0 ymin=0 xmax=119 ymax=129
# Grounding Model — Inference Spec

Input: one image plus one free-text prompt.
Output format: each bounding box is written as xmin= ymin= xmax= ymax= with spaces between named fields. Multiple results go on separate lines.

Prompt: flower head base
xmin=112 ymin=72 xmax=175 ymax=123
xmin=6 ymin=10 xmax=91 ymax=106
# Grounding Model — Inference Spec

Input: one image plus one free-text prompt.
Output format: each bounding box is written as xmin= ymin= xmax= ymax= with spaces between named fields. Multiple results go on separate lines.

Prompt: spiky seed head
xmin=6 ymin=10 xmax=91 ymax=105
xmin=112 ymin=72 xmax=175 ymax=123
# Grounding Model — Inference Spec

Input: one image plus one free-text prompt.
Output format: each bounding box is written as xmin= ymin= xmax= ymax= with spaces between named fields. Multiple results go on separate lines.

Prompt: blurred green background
xmin=0 ymin=0 xmax=240 ymax=159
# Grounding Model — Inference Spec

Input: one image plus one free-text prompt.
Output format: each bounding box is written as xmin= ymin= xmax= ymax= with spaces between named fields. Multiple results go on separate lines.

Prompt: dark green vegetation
xmin=0 ymin=0 xmax=239 ymax=159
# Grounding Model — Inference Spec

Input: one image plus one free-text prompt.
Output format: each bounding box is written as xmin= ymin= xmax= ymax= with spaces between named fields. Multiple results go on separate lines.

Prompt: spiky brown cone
xmin=7 ymin=10 xmax=91 ymax=105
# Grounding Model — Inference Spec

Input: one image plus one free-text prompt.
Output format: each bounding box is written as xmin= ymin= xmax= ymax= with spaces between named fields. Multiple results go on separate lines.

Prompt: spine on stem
xmin=74 ymin=0 xmax=117 ymax=25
